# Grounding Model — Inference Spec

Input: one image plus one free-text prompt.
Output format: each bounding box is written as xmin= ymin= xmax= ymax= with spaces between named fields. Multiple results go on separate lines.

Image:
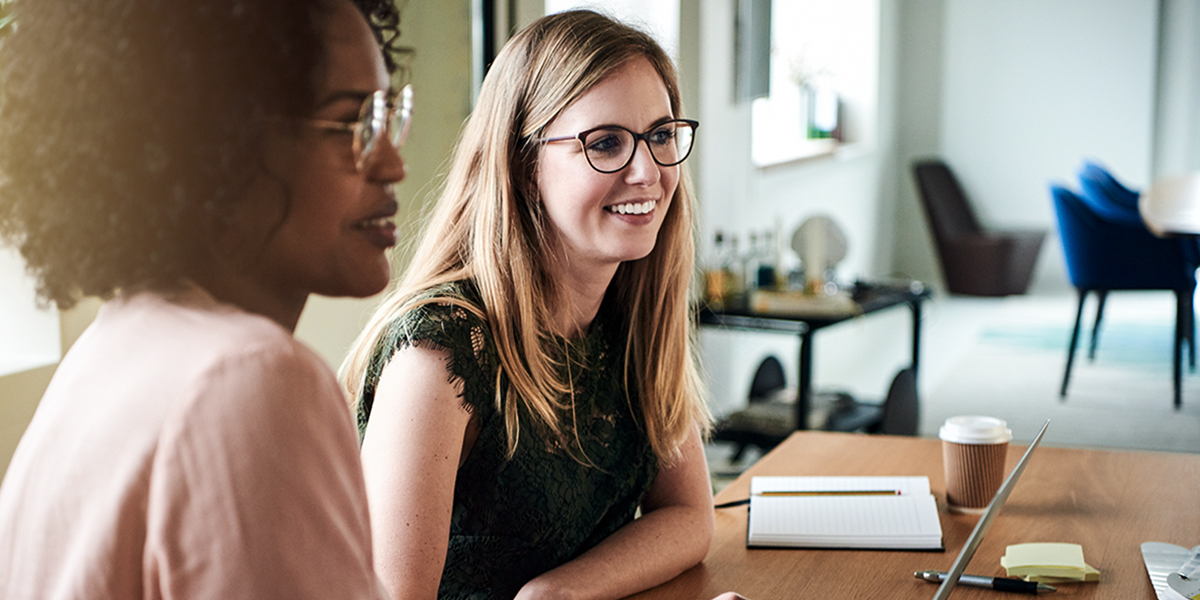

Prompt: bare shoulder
xmin=362 ymin=343 xmax=473 ymax=453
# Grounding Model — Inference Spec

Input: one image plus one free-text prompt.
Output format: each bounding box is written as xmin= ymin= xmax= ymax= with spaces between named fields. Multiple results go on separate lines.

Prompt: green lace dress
xmin=356 ymin=281 xmax=659 ymax=600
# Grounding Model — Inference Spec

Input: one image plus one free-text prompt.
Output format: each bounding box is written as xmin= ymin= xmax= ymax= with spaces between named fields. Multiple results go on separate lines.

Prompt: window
xmin=750 ymin=0 xmax=879 ymax=166
xmin=0 ymin=247 xmax=61 ymax=377
xmin=543 ymin=0 xmax=679 ymax=58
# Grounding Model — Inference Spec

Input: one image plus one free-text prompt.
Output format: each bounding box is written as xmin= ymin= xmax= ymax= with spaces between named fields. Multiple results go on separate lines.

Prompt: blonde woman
xmin=342 ymin=9 xmax=715 ymax=600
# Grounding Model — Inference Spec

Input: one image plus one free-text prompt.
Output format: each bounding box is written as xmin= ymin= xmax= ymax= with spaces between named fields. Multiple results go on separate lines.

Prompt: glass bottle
xmin=744 ymin=232 xmax=761 ymax=292
xmin=727 ymin=235 xmax=745 ymax=299
xmin=704 ymin=232 xmax=729 ymax=307
xmin=756 ymin=230 xmax=778 ymax=291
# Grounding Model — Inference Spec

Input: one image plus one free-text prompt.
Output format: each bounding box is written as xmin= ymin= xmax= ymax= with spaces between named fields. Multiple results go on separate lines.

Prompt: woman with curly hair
xmin=341 ymin=10 xmax=715 ymax=599
xmin=0 ymin=0 xmax=407 ymax=596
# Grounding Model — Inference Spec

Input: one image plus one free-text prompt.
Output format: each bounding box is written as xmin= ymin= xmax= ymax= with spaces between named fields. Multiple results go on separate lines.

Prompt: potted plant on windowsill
xmin=788 ymin=54 xmax=840 ymax=141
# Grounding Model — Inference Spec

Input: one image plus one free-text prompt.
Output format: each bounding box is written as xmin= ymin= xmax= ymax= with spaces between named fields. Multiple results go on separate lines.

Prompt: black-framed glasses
xmin=536 ymin=118 xmax=698 ymax=174
xmin=303 ymin=84 xmax=413 ymax=171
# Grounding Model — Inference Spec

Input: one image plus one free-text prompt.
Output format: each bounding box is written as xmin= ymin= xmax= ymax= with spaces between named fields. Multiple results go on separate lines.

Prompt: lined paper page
xmin=747 ymin=476 xmax=943 ymax=549
xmin=750 ymin=475 xmax=930 ymax=496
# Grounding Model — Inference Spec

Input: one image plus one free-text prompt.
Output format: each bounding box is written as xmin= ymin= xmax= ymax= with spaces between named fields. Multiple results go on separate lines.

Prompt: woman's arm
xmin=515 ymin=425 xmax=715 ymax=600
xmin=359 ymin=345 xmax=473 ymax=600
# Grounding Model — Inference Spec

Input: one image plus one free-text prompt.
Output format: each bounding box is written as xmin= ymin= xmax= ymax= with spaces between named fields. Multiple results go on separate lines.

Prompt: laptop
xmin=930 ymin=419 xmax=1051 ymax=600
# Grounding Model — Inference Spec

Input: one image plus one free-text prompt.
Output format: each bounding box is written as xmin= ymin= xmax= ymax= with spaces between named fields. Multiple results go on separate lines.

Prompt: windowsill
xmin=752 ymin=138 xmax=838 ymax=167
xmin=747 ymin=0 xmax=880 ymax=174
xmin=753 ymin=140 xmax=874 ymax=171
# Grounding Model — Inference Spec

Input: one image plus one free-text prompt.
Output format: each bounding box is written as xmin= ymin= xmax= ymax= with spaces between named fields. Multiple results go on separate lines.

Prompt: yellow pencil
xmin=757 ymin=490 xmax=900 ymax=497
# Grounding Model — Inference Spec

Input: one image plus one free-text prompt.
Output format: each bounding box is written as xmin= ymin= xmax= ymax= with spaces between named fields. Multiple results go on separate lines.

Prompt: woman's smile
xmin=353 ymin=201 xmax=400 ymax=248
xmin=604 ymin=199 xmax=657 ymax=216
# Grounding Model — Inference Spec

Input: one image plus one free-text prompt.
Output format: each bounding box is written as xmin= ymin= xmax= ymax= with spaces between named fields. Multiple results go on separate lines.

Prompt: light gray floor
xmin=705 ymin=290 xmax=1198 ymax=486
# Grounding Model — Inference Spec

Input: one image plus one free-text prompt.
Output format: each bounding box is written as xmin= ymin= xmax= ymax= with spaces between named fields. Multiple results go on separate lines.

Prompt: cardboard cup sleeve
xmin=942 ymin=440 xmax=1008 ymax=512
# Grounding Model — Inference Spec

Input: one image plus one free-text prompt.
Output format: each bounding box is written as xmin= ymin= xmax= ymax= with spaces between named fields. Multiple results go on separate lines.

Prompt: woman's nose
xmin=623 ymin=140 xmax=661 ymax=186
xmin=366 ymin=137 xmax=406 ymax=184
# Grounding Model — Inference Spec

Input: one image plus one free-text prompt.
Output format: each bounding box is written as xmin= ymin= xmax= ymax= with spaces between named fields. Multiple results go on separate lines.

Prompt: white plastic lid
xmin=938 ymin=415 xmax=1012 ymax=444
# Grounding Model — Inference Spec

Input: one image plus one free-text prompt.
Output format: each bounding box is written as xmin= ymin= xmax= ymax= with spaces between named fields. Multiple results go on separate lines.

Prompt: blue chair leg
xmin=1088 ymin=290 xmax=1107 ymax=361
xmin=1062 ymin=290 xmax=1088 ymax=399
xmin=1190 ymin=306 xmax=1195 ymax=370
xmin=1188 ymin=288 xmax=1196 ymax=371
xmin=1176 ymin=289 xmax=1187 ymax=409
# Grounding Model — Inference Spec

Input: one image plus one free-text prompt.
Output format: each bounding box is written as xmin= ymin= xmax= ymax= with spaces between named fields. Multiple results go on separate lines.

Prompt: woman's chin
xmin=327 ymin=260 xmax=393 ymax=299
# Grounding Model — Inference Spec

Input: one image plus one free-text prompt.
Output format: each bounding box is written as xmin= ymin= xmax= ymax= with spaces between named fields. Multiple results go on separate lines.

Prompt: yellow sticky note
xmin=1019 ymin=564 xmax=1100 ymax=584
xmin=1001 ymin=543 xmax=1099 ymax=583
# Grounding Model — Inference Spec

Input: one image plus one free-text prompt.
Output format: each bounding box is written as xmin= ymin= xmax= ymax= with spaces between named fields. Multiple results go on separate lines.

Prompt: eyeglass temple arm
xmin=537 ymin=134 xmax=583 ymax=144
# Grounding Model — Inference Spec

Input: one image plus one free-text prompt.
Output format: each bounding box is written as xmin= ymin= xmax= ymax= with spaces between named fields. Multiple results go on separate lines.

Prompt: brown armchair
xmin=913 ymin=159 xmax=1045 ymax=296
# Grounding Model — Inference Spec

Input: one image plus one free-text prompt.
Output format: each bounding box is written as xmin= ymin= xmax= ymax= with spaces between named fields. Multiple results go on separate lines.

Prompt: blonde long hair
xmin=341 ymin=9 xmax=710 ymax=462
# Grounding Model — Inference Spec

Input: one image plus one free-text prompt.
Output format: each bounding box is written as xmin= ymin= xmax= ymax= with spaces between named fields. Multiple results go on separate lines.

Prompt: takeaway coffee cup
xmin=939 ymin=415 xmax=1012 ymax=514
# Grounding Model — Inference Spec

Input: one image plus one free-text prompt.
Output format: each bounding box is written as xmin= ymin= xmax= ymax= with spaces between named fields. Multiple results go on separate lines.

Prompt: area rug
xmin=920 ymin=293 xmax=1200 ymax=454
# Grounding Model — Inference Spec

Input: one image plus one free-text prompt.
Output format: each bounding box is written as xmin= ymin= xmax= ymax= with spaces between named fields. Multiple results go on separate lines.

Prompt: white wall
xmin=546 ymin=0 xmax=679 ymax=57
xmin=1154 ymin=0 xmax=1200 ymax=179
xmin=937 ymin=0 xmax=1160 ymax=293
xmin=892 ymin=0 xmax=945 ymax=289
xmin=892 ymin=0 xmax=1192 ymax=294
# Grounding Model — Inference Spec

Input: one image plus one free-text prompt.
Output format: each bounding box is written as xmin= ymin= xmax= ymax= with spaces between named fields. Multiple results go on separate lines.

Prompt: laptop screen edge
xmin=930 ymin=419 xmax=1052 ymax=600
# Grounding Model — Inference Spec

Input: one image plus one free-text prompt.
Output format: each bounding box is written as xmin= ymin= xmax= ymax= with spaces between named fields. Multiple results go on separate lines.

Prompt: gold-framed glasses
xmin=304 ymin=84 xmax=413 ymax=171
xmin=536 ymin=118 xmax=698 ymax=174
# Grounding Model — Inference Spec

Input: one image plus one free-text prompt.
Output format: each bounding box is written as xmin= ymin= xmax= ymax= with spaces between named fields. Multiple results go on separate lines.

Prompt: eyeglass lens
xmin=354 ymin=86 xmax=413 ymax=170
xmin=390 ymin=85 xmax=413 ymax=148
xmin=582 ymin=121 xmax=695 ymax=173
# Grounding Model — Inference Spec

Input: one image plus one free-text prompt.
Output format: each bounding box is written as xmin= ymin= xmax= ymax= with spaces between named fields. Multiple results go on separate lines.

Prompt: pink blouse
xmin=0 ymin=287 xmax=389 ymax=599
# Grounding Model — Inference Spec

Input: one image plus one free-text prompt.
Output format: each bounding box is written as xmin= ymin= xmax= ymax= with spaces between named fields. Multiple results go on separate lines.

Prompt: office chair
xmin=913 ymin=159 xmax=1045 ymax=296
xmin=713 ymin=362 xmax=920 ymax=462
xmin=711 ymin=357 xmax=791 ymax=462
xmin=824 ymin=367 xmax=919 ymax=435
xmin=1050 ymin=184 xmax=1196 ymax=408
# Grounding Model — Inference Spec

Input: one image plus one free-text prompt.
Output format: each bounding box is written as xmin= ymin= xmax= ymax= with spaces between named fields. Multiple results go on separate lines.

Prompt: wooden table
xmin=629 ymin=432 xmax=1200 ymax=599
xmin=698 ymin=282 xmax=931 ymax=430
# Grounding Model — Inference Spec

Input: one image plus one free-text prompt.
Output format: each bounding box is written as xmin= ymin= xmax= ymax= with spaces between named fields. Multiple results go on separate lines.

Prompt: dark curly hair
xmin=0 ymin=0 xmax=406 ymax=309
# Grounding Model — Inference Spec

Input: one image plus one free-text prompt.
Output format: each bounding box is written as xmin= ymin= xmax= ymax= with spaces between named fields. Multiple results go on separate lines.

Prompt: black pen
xmin=916 ymin=570 xmax=1057 ymax=594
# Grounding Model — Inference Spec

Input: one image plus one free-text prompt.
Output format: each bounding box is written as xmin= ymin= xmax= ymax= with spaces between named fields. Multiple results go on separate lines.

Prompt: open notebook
xmin=746 ymin=475 xmax=943 ymax=550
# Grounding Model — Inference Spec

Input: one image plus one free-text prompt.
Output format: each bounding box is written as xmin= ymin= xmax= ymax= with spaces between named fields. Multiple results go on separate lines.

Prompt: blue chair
xmin=1078 ymin=160 xmax=1141 ymax=224
xmin=1076 ymin=163 xmax=1199 ymax=368
xmin=1050 ymin=184 xmax=1196 ymax=408
xmin=1079 ymin=161 xmax=1200 ymax=267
